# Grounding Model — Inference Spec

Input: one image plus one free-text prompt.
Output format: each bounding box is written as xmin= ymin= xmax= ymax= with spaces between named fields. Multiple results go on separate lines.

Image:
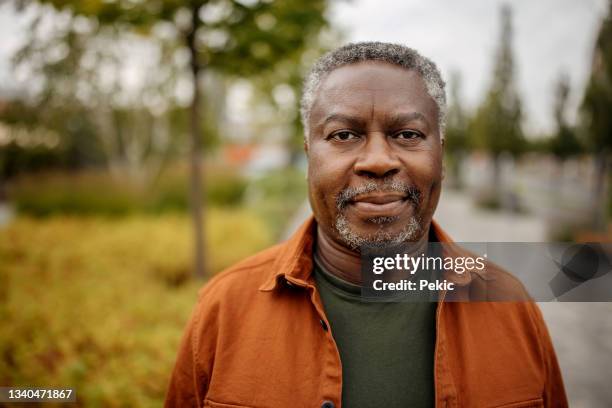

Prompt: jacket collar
xmin=258 ymin=215 xmax=487 ymax=292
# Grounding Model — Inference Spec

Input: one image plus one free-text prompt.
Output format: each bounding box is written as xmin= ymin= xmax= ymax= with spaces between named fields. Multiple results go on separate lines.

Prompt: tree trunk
xmin=187 ymin=9 xmax=207 ymax=279
xmin=492 ymin=152 xmax=502 ymax=208
xmin=591 ymin=151 xmax=609 ymax=232
xmin=0 ymin=178 xmax=6 ymax=202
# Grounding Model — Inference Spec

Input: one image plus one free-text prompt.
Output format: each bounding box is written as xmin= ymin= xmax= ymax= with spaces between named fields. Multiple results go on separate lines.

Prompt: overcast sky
xmin=330 ymin=0 xmax=609 ymax=134
xmin=0 ymin=3 xmax=25 ymax=94
xmin=0 ymin=1 xmax=608 ymax=134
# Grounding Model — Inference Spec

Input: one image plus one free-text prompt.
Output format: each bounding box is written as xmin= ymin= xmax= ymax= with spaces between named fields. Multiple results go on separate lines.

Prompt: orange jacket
xmin=165 ymin=217 xmax=568 ymax=408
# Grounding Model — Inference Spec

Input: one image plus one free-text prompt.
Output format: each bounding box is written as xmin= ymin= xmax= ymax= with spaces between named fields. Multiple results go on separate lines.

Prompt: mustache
xmin=336 ymin=180 xmax=422 ymax=210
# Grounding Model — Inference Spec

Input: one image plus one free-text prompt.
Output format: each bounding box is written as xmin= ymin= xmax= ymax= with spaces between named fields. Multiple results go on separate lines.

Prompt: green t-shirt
xmin=314 ymin=253 xmax=437 ymax=408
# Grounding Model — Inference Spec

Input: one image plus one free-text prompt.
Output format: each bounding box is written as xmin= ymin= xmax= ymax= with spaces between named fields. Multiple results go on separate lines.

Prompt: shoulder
xmin=443 ymin=244 xmax=545 ymax=330
xmin=478 ymin=260 xmax=533 ymax=301
xmin=443 ymin=242 xmax=532 ymax=302
xmin=197 ymin=242 xmax=284 ymax=302
xmin=184 ymin=243 xmax=288 ymax=349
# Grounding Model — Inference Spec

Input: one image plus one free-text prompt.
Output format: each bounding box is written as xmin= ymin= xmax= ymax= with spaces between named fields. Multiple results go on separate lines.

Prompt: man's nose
xmin=353 ymin=133 xmax=401 ymax=178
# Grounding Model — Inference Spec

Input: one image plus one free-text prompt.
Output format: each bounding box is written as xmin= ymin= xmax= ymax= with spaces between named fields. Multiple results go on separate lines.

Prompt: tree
xmin=0 ymin=98 xmax=105 ymax=176
xmin=11 ymin=8 xmax=189 ymax=182
xmin=549 ymin=73 xmax=581 ymax=163
xmin=248 ymin=30 xmax=341 ymax=165
xmin=470 ymin=4 xmax=525 ymax=205
xmin=17 ymin=0 xmax=329 ymax=277
xmin=580 ymin=1 xmax=612 ymax=231
xmin=444 ymin=70 xmax=470 ymax=189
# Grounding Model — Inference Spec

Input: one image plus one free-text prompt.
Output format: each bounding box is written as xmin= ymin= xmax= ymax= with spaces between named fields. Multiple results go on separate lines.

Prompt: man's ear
xmin=303 ymin=137 xmax=309 ymax=156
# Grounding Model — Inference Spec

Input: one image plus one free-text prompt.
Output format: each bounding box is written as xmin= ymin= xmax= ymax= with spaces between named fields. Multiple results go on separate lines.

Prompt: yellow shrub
xmin=0 ymin=210 xmax=274 ymax=407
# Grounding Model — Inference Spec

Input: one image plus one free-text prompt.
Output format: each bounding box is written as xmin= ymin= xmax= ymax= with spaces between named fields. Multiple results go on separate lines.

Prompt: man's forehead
xmin=314 ymin=85 xmax=427 ymax=107
xmin=317 ymin=61 xmax=425 ymax=92
xmin=310 ymin=62 xmax=436 ymax=121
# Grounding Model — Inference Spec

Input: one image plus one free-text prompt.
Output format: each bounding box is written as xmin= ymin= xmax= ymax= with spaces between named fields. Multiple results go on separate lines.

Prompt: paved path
xmin=538 ymin=302 xmax=612 ymax=407
xmin=434 ymin=189 xmax=548 ymax=241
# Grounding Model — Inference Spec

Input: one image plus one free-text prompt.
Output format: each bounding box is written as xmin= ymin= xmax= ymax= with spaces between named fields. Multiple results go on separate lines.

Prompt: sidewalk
xmin=434 ymin=189 xmax=547 ymax=241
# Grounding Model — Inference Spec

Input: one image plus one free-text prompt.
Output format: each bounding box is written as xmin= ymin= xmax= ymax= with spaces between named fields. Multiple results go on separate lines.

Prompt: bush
xmin=0 ymin=210 xmax=273 ymax=406
xmin=7 ymin=168 xmax=248 ymax=217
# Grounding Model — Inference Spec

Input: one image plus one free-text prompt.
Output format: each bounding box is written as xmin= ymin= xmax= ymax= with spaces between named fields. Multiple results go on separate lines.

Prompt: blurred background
xmin=0 ymin=0 xmax=610 ymax=406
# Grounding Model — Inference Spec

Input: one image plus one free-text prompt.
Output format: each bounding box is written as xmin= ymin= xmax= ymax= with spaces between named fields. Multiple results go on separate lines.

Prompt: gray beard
xmin=333 ymin=179 xmax=423 ymax=251
xmin=335 ymin=212 xmax=422 ymax=251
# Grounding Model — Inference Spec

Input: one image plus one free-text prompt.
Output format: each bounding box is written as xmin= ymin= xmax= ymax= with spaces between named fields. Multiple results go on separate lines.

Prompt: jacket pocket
xmin=492 ymin=397 xmax=544 ymax=408
xmin=203 ymin=398 xmax=255 ymax=408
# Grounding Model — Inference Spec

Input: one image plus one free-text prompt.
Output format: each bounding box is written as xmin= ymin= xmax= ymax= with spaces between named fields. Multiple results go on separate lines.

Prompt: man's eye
xmin=394 ymin=130 xmax=422 ymax=140
xmin=330 ymin=131 xmax=359 ymax=141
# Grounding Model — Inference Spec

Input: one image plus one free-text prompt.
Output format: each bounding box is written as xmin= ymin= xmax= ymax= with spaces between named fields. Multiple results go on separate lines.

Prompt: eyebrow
xmin=387 ymin=112 xmax=430 ymax=128
xmin=319 ymin=111 xmax=431 ymax=130
xmin=319 ymin=113 xmax=367 ymax=129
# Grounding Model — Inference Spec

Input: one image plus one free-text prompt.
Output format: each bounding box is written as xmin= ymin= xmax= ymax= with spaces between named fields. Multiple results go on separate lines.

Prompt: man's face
xmin=306 ymin=61 xmax=444 ymax=250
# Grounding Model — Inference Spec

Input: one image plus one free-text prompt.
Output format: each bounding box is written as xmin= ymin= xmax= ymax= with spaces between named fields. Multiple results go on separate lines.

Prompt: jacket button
xmin=321 ymin=401 xmax=334 ymax=408
xmin=319 ymin=319 xmax=328 ymax=331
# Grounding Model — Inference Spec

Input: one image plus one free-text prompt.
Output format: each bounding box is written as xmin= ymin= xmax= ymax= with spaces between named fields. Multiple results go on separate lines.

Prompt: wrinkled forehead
xmin=310 ymin=62 xmax=439 ymax=126
xmin=318 ymin=61 xmax=422 ymax=90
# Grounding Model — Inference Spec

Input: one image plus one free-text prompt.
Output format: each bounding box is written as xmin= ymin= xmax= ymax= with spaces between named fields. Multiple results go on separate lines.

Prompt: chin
xmin=335 ymin=213 xmax=423 ymax=251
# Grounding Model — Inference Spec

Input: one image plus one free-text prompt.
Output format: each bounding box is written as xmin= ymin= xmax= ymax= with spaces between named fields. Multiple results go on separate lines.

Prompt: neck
xmin=315 ymin=223 xmax=431 ymax=285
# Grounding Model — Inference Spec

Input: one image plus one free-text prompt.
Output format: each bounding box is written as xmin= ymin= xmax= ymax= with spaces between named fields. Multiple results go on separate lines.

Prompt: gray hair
xmin=300 ymin=41 xmax=446 ymax=141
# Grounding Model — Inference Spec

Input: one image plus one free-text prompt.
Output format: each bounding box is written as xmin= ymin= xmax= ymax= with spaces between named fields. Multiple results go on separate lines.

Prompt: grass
xmin=0 ymin=210 xmax=274 ymax=407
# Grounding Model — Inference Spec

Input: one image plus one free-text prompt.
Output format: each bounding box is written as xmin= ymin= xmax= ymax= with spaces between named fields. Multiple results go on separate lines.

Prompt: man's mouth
xmin=335 ymin=180 xmax=422 ymax=222
xmin=349 ymin=192 xmax=411 ymax=218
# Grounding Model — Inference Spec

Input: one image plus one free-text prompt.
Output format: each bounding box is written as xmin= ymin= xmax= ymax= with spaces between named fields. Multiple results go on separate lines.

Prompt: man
xmin=165 ymin=42 xmax=567 ymax=408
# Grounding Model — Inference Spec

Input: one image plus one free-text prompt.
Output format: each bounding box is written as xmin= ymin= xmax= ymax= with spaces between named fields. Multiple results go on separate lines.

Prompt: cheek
xmin=307 ymin=147 xmax=353 ymax=214
xmin=418 ymin=152 xmax=443 ymax=214
xmin=402 ymin=149 xmax=443 ymax=196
